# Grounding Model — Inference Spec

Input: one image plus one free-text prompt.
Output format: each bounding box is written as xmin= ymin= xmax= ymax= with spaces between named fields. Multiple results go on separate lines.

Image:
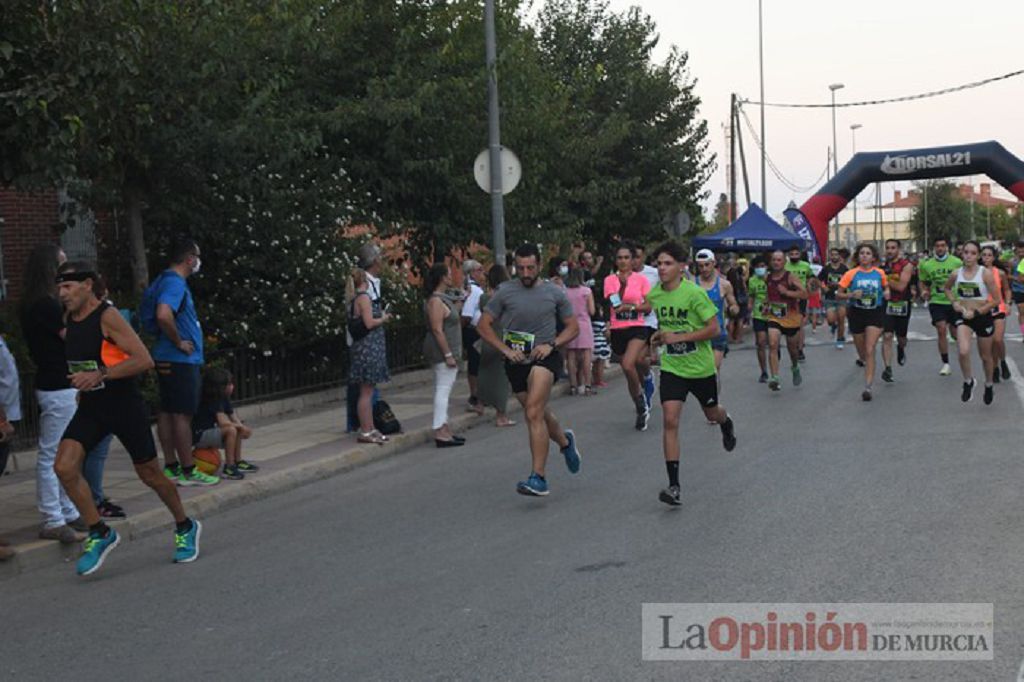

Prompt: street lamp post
xmin=828 ymin=83 xmax=844 ymax=245
xmin=850 ymin=123 xmax=862 ymax=238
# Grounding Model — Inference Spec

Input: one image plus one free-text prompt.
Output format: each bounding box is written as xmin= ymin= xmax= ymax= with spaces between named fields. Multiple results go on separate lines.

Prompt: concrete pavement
xmin=4 ymin=314 xmax=1024 ymax=680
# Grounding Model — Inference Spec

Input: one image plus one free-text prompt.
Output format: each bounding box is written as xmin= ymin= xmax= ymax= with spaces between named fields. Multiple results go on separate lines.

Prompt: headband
xmin=55 ymin=271 xmax=96 ymax=284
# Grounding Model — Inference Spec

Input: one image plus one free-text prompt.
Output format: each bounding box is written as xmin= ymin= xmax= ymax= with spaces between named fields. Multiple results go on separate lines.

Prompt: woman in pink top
xmin=603 ymin=243 xmax=653 ymax=430
xmin=565 ymin=268 xmax=595 ymax=395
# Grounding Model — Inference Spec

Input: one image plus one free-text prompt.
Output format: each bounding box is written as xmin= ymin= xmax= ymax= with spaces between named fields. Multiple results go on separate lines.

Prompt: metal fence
xmin=9 ymin=325 xmax=426 ymax=450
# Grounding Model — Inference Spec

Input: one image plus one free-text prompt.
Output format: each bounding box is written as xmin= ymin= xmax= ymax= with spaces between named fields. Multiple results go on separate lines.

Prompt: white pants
xmin=432 ymin=363 xmax=459 ymax=430
xmin=35 ymin=389 xmax=80 ymax=528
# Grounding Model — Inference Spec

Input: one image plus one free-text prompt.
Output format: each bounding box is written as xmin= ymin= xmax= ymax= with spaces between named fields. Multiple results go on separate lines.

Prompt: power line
xmin=737 ymin=104 xmax=829 ymax=193
xmin=741 ymin=69 xmax=1024 ymax=108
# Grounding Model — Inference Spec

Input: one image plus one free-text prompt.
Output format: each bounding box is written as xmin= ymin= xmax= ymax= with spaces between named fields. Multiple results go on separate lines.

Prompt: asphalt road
xmin=4 ymin=314 xmax=1024 ymax=681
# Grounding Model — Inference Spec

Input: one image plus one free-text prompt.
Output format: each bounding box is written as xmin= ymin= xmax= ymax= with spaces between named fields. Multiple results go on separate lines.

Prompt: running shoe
xmin=163 ymin=465 xmax=181 ymax=482
xmin=561 ymin=429 xmax=581 ymax=474
xmin=659 ymin=485 xmax=682 ymax=507
xmin=768 ymin=375 xmax=781 ymax=391
xmin=940 ymin=363 xmax=952 ymax=376
xmin=758 ymin=371 xmax=768 ymax=384
xmin=178 ymin=469 xmax=220 ymax=487
xmin=855 ymin=358 xmax=865 ymax=368
xmin=516 ymin=473 xmax=549 ymax=497
xmin=76 ymin=528 xmax=120 ymax=576
xmin=798 ymin=349 xmax=806 ymax=362
xmin=1001 ymin=360 xmax=1011 ymax=380
xmin=720 ymin=417 xmax=737 ymax=452
xmin=97 ymin=499 xmax=126 ymax=519
xmin=881 ymin=367 xmax=894 ymax=383
xmin=791 ymin=366 xmax=802 ymax=386
xmin=861 ymin=388 xmax=872 ymax=402
xmin=635 ymin=395 xmax=650 ymax=431
xmin=236 ymin=460 xmax=260 ymax=473
xmin=642 ymin=373 xmax=656 ymax=410
xmin=961 ymin=378 xmax=975 ymax=403
xmin=835 ymin=339 xmax=845 ymax=350
xmin=221 ymin=464 xmax=244 ymax=480
xmin=983 ymin=384 xmax=994 ymax=405
xmin=174 ymin=519 xmax=202 ymax=563
xmin=897 ymin=346 xmax=906 ymax=366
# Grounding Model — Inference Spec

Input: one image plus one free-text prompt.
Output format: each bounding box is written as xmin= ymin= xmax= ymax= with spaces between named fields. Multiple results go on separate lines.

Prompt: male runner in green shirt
xmin=647 ymin=241 xmax=736 ymax=507
xmin=917 ymin=236 xmax=962 ymax=376
xmin=785 ymin=246 xmax=814 ymax=360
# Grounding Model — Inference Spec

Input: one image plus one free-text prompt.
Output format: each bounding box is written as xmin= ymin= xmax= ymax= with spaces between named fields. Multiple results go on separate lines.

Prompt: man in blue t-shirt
xmin=152 ymin=237 xmax=215 ymax=486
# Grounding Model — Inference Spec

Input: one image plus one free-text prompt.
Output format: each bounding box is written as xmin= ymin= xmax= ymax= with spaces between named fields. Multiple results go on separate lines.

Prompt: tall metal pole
xmin=484 ymin=0 xmax=506 ymax=265
xmin=758 ymin=0 xmax=767 ymax=211
xmin=730 ymin=94 xmax=737 ymax=221
xmin=828 ymin=83 xmax=844 ymax=247
xmin=850 ymin=124 xmax=861 ymax=237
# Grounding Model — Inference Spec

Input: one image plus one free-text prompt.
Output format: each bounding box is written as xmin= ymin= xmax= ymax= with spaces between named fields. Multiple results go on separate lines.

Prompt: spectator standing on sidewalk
xmin=423 ymin=264 xmax=465 ymax=447
xmin=460 ymin=259 xmax=486 ymax=415
xmin=18 ymin=244 xmax=85 ymax=544
xmin=147 ymin=237 xmax=217 ymax=486
xmin=0 ymin=336 xmax=16 ymax=561
xmin=347 ymin=267 xmax=392 ymax=444
xmin=477 ymin=265 xmax=515 ymax=427
xmin=564 ymin=268 xmax=595 ymax=395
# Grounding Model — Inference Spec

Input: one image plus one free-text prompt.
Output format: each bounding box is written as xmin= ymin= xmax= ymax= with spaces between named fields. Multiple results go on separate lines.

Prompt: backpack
xmin=373 ymin=399 xmax=401 ymax=435
xmin=139 ymin=271 xmax=183 ymax=336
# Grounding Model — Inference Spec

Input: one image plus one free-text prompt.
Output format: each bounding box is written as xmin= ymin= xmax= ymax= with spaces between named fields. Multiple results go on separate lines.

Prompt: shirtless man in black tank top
xmin=52 ymin=262 xmax=201 ymax=576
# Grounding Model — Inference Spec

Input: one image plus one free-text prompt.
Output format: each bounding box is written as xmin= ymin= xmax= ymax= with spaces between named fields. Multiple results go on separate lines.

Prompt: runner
xmin=604 ymin=243 xmax=653 ymax=430
xmin=632 ymin=243 xmax=659 ymax=411
xmin=943 ymin=241 xmax=1000 ymax=405
xmin=764 ymin=250 xmax=807 ymax=390
xmin=818 ymin=248 xmax=849 ymax=349
xmin=647 ymin=241 xmax=736 ymax=507
xmin=785 ymin=246 xmax=814 ymax=361
xmin=881 ymin=239 xmax=914 ymax=382
xmin=51 ymin=263 xmax=200 ymax=575
xmin=837 ymin=243 xmax=890 ymax=401
xmin=477 ymin=243 xmax=582 ymax=496
xmin=980 ymin=245 xmax=1012 ymax=383
xmin=917 ymin=236 xmax=963 ymax=376
xmin=1011 ymin=241 xmax=1024 ymax=340
xmin=695 ymin=249 xmax=739 ymax=373
xmin=747 ymin=256 xmax=770 ymax=382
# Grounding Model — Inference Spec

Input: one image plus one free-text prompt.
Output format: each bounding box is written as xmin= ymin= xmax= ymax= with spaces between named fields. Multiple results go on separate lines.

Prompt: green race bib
xmin=768 ymin=302 xmax=788 ymax=318
xmin=886 ymin=300 xmax=909 ymax=317
xmin=502 ymin=330 xmax=535 ymax=355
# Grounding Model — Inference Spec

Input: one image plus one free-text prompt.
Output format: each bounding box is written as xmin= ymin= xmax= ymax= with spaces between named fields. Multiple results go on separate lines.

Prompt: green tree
xmin=710 ymin=193 xmax=731 ymax=231
xmin=909 ymin=181 xmax=972 ymax=246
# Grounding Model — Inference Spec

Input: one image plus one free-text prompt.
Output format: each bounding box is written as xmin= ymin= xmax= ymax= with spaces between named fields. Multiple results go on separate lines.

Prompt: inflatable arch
xmin=794 ymin=141 xmax=1024 ymax=256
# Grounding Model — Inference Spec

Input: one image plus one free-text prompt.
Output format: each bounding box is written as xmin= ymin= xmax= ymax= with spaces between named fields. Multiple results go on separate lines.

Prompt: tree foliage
xmin=909 ymin=181 xmax=1023 ymax=246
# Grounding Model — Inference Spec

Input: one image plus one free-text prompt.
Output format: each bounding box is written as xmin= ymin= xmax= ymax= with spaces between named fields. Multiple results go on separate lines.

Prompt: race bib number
xmin=828 ymin=273 xmax=841 ymax=285
xmin=616 ymin=309 xmax=640 ymax=322
xmin=886 ymin=300 xmax=909 ymax=317
xmin=503 ymin=330 xmax=535 ymax=354
xmin=665 ymin=340 xmax=698 ymax=356
xmin=853 ymin=294 xmax=876 ymax=310
xmin=67 ymin=360 xmax=105 ymax=391
xmin=768 ymin=302 xmax=788 ymax=318
xmin=957 ymin=282 xmax=981 ymax=299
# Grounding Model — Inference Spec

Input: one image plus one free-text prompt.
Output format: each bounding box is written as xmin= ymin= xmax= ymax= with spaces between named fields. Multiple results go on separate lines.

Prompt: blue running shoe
xmin=174 ymin=519 xmax=202 ymax=563
xmin=562 ymin=429 xmax=582 ymax=474
xmin=516 ymin=473 xmax=549 ymax=496
xmin=76 ymin=528 xmax=120 ymax=576
xmin=642 ymin=372 xmax=656 ymax=410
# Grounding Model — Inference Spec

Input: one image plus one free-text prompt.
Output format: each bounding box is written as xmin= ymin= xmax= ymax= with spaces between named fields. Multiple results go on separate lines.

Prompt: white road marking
xmin=1001 ymin=356 xmax=1024 ymax=411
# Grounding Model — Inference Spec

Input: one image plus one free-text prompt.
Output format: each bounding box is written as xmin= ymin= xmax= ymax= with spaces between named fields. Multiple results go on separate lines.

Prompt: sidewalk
xmin=0 ymin=364 xmax=619 ymax=579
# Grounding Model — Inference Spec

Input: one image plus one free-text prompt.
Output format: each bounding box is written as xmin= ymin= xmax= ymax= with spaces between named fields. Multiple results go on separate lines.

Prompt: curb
xmin=1 ymin=365 xmax=621 ymax=580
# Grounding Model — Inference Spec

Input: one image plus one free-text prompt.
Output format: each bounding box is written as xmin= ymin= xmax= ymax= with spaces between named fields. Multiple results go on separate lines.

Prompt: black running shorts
xmin=156 ymin=362 xmax=201 ymax=415
xmin=848 ymin=307 xmax=886 ymax=335
xmin=62 ymin=395 xmax=157 ymax=464
xmin=1012 ymin=291 xmax=1024 ymax=305
xmin=659 ymin=371 xmax=718 ymax=407
xmin=752 ymin=318 xmax=769 ymax=334
xmin=952 ymin=312 xmax=995 ymax=338
xmin=928 ymin=303 xmax=955 ymax=327
xmin=610 ymin=327 xmax=651 ymax=357
xmin=504 ymin=351 xmax=561 ymax=395
xmin=767 ymin=321 xmax=799 ymax=337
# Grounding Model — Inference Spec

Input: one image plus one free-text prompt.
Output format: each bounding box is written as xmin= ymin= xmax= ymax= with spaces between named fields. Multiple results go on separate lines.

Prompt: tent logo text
xmin=880 ymin=152 xmax=972 ymax=175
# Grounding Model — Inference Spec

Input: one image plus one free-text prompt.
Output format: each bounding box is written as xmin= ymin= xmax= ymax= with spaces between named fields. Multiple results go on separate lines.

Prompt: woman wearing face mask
xmin=837 ymin=243 xmax=890 ymax=402
xmin=944 ymin=241 xmax=1001 ymax=405
xmin=548 ymin=258 xmax=569 ymax=288
xmin=747 ymin=256 xmax=771 ymax=383
xmin=980 ymin=245 xmax=1011 ymax=384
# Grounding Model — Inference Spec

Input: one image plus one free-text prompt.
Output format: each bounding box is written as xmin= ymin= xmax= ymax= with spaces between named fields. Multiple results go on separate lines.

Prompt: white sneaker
xmin=939 ymin=363 xmax=952 ymax=376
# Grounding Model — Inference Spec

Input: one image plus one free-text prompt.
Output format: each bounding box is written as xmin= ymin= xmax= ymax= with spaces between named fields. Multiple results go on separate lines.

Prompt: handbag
xmin=373 ymin=399 xmax=401 ymax=435
xmin=348 ymin=293 xmax=371 ymax=342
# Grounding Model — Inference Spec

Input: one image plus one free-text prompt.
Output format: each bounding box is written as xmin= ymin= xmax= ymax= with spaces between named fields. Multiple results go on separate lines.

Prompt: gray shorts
xmin=193 ymin=427 xmax=223 ymax=449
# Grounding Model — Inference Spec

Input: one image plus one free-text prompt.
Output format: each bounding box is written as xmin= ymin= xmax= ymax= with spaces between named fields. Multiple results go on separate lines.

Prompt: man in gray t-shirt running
xmin=478 ymin=243 xmax=583 ymax=497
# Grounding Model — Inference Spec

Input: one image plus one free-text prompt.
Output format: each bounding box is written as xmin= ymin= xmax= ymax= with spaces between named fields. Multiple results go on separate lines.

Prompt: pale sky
xmin=600 ymin=0 xmax=1024 ymax=216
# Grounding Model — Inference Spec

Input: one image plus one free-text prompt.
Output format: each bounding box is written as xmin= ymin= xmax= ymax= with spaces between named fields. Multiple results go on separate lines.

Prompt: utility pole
xmin=484 ymin=0 xmax=506 ymax=265
xmin=730 ymin=94 xmax=737 ymax=222
xmin=758 ymin=0 xmax=767 ymax=212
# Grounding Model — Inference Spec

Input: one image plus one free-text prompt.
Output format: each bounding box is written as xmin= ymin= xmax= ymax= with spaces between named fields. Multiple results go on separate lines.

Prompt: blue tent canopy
xmin=692 ymin=203 xmax=809 ymax=252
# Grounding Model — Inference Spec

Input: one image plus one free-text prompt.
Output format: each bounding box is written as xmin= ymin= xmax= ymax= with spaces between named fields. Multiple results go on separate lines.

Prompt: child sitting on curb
xmin=192 ymin=367 xmax=259 ymax=480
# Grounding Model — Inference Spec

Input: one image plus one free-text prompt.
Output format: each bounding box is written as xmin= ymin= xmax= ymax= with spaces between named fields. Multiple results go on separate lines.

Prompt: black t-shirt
xmin=21 ymin=296 xmax=71 ymax=391
xmin=192 ymin=396 xmax=234 ymax=437
xmin=817 ymin=264 xmax=849 ymax=300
